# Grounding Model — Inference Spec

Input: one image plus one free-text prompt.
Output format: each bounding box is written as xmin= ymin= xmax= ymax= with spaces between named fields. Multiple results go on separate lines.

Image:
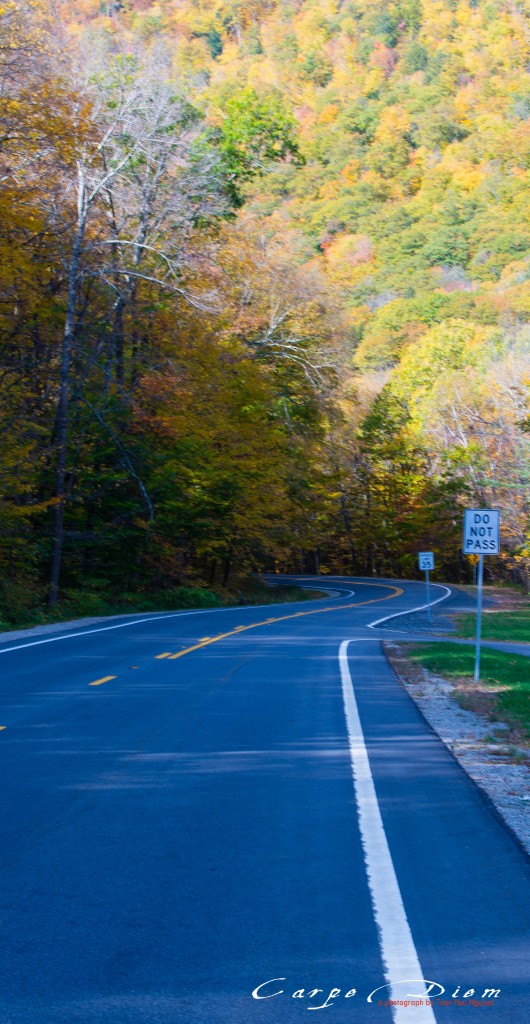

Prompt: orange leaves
xmin=316 ymin=103 xmax=340 ymax=125
xmin=370 ymin=41 xmax=397 ymax=78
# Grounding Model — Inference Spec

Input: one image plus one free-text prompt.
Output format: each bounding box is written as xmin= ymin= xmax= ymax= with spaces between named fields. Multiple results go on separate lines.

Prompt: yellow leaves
xmin=173 ymin=37 xmax=213 ymax=75
xmin=420 ymin=0 xmax=455 ymax=50
xmin=485 ymin=14 xmax=530 ymax=73
xmin=340 ymin=16 xmax=357 ymax=41
xmin=247 ymin=57 xmax=279 ymax=91
xmin=348 ymin=306 xmax=371 ymax=331
xmin=293 ymin=5 xmax=333 ymax=50
xmin=215 ymin=38 xmax=240 ymax=71
xmin=359 ymin=168 xmax=390 ymax=200
xmin=454 ymin=3 xmax=478 ymax=29
xmin=493 ymin=264 xmax=530 ymax=319
xmin=318 ymin=179 xmax=342 ymax=201
xmin=341 ymin=159 xmax=361 ymax=186
xmin=362 ymin=67 xmax=384 ymax=96
xmin=324 ymin=233 xmax=373 ymax=288
xmin=451 ymin=160 xmax=486 ymax=193
xmin=453 ymin=85 xmax=476 ymax=128
xmin=373 ymin=105 xmax=410 ymax=144
xmin=388 ymin=320 xmax=501 ymax=434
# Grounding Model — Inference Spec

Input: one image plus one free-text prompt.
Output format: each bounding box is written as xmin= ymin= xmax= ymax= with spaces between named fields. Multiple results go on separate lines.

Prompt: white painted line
xmin=0 ymin=584 xmax=355 ymax=656
xmin=339 ymin=640 xmax=437 ymax=1024
xmin=368 ymin=585 xmax=451 ymax=629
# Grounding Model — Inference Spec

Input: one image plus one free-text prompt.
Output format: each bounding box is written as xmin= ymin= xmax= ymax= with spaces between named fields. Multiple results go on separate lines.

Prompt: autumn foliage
xmin=0 ymin=0 xmax=528 ymax=620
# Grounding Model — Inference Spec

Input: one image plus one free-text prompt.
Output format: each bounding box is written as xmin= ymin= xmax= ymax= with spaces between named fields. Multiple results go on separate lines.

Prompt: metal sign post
xmin=474 ymin=554 xmax=484 ymax=683
xmin=462 ymin=510 xmax=500 ymax=683
xmin=418 ymin=551 xmax=434 ymax=623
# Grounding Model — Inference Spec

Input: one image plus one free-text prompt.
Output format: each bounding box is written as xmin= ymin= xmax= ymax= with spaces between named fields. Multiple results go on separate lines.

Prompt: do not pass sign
xmin=463 ymin=509 xmax=500 ymax=554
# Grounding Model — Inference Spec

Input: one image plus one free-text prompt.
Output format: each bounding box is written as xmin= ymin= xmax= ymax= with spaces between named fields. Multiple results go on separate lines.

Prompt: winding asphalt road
xmin=0 ymin=577 xmax=529 ymax=1023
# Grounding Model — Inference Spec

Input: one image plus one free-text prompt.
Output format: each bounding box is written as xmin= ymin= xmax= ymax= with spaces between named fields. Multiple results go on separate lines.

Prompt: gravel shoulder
xmin=385 ymin=641 xmax=530 ymax=858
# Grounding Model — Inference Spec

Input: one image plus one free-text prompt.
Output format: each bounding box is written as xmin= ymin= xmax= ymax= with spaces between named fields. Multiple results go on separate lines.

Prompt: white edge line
xmin=368 ymin=585 xmax=452 ymax=629
xmin=0 ymin=585 xmax=355 ymax=656
xmin=339 ymin=639 xmax=438 ymax=1024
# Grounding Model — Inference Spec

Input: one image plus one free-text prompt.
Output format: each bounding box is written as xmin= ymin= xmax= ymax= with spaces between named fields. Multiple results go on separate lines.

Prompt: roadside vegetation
xmin=0 ymin=579 xmax=325 ymax=633
xmin=454 ymin=602 xmax=530 ymax=644
xmin=405 ymin=643 xmax=530 ymax=738
xmin=0 ymin=0 xmax=528 ymax=621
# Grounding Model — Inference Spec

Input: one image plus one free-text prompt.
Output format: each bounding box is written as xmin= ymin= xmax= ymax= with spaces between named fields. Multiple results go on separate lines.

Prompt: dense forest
xmin=0 ymin=0 xmax=528 ymax=622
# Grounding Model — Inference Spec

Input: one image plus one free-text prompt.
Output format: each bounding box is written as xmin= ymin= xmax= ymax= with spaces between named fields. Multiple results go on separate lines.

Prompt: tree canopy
xmin=0 ymin=0 xmax=528 ymax=621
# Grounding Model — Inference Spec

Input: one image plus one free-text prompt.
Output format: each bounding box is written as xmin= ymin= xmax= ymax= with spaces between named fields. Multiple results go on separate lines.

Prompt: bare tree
xmin=30 ymin=39 xmax=231 ymax=604
xmin=218 ymin=214 xmax=347 ymax=393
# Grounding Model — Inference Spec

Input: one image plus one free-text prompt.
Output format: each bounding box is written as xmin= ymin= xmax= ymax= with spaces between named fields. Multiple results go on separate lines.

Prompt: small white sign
xmin=418 ymin=551 xmax=434 ymax=571
xmin=463 ymin=509 xmax=500 ymax=554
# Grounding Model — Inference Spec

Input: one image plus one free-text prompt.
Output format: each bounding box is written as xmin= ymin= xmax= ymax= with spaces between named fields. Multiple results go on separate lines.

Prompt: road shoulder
xmin=0 ymin=612 xmax=155 ymax=645
xmin=384 ymin=641 xmax=530 ymax=858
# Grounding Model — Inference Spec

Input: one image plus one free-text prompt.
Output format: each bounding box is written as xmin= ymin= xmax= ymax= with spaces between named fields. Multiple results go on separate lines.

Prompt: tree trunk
xmin=104 ymin=184 xmax=125 ymax=387
xmin=339 ymin=488 xmax=355 ymax=572
xmin=222 ymin=548 xmax=233 ymax=586
xmin=112 ymin=295 xmax=125 ymax=386
xmin=48 ymin=212 xmax=85 ymax=607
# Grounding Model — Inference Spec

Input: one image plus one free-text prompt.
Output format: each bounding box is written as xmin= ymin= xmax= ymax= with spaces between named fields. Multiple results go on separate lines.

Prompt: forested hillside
xmin=0 ymin=0 xmax=528 ymax=621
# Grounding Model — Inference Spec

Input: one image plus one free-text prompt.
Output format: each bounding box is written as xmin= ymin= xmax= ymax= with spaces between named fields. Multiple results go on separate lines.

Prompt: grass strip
xmin=406 ymin=642 xmax=530 ymax=737
xmin=455 ymin=609 xmax=530 ymax=643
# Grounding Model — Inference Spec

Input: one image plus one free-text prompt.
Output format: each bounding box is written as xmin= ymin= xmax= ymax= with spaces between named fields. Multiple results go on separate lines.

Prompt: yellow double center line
xmin=85 ymin=584 xmax=403 ymax=686
xmin=166 ymin=584 xmax=403 ymax=661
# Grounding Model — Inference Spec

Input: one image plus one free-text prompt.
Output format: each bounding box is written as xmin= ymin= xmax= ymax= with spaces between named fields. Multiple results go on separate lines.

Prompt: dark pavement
xmin=0 ymin=578 xmax=528 ymax=1023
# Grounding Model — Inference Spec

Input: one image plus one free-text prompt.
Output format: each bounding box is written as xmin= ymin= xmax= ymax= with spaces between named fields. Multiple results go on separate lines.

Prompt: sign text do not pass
xmin=463 ymin=509 xmax=500 ymax=554
xmin=463 ymin=508 xmax=501 ymax=684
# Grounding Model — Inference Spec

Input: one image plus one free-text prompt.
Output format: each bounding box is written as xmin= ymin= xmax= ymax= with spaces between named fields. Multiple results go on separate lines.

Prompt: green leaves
xmin=215 ymin=87 xmax=302 ymax=205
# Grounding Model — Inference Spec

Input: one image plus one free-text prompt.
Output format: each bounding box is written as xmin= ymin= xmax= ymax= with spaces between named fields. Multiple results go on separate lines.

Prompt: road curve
xmin=0 ymin=577 xmax=528 ymax=1023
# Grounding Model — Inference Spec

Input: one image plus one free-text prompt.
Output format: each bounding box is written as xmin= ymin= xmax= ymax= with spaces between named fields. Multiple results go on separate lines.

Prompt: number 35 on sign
xmin=463 ymin=509 xmax=500 ymax=554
